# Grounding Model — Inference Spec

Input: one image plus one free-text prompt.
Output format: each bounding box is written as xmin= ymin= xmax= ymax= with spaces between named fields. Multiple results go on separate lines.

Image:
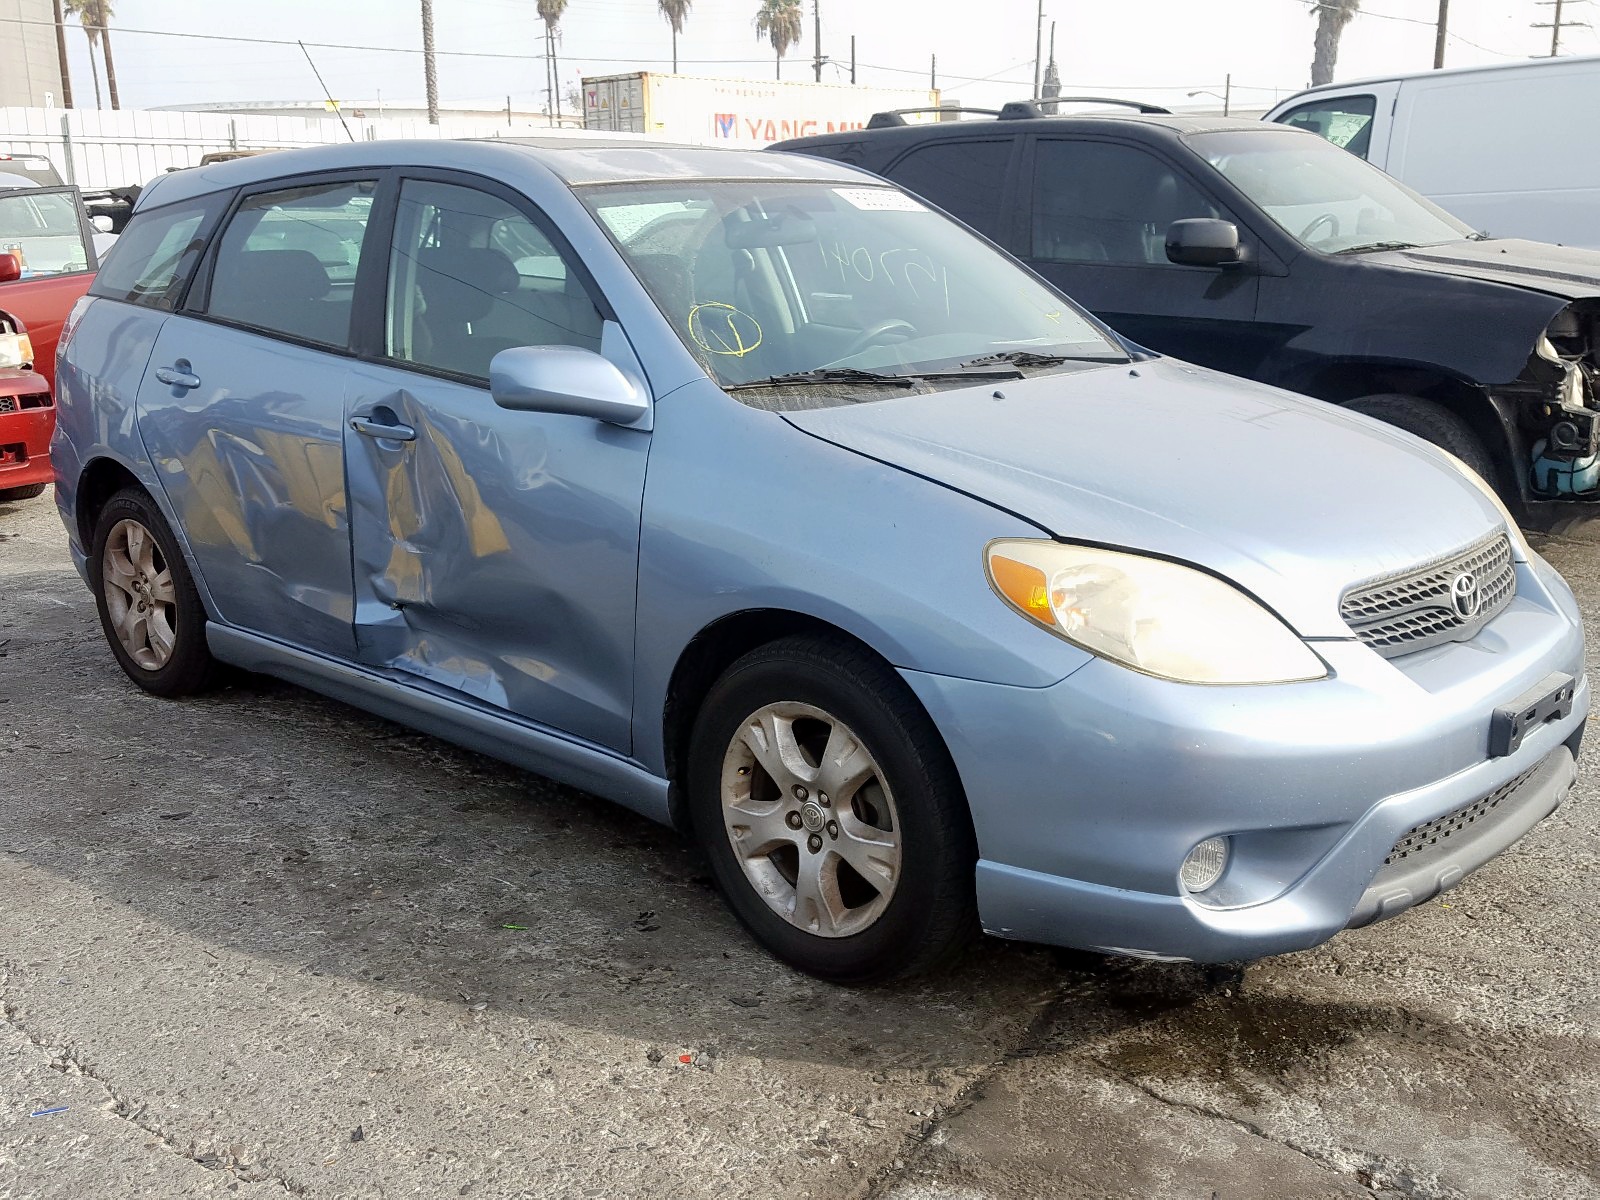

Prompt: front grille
xmin=1341 ymin=531 xmax=1516 ymax=658
xmin=0 ymin=396 xmax=14 ymax=414
xmin=1384 ymin=763 xmax=1538 ymax=866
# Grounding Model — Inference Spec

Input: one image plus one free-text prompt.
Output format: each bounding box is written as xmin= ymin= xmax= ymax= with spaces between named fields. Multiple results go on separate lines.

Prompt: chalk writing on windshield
xmin=687 ymin=302 xmax=763 ymax=358
xmin=816 ymin=242 xmax=951 ymax=316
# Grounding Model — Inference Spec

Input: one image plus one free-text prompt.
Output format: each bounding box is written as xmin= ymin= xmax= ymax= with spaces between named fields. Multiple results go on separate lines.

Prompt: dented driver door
xmin=342 ymin=176 xmax=649 ymax=754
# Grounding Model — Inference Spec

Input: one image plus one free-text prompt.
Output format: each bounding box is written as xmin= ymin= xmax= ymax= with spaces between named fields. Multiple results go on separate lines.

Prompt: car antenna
xmin=298 ymin=40 xmax=357 ymax=144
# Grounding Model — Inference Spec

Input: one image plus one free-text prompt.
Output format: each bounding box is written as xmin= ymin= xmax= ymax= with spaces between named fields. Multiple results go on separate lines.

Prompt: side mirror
xmin=0 ymin=252 xmax=19 ymax=284
xmin=91 ymin=214 xmax=114 ymax=233
xmin=489 ymin=345 xmax=649 ymax=426
xmin=1165 ymin=218 xmax=1244 ymax=268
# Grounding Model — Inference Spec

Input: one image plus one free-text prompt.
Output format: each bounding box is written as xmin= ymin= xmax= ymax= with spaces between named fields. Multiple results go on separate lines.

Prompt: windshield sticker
xmin=833 ymin=188 xmax=928 ymax=213
xmin=688 ymin=303 xmax=763 ymax=357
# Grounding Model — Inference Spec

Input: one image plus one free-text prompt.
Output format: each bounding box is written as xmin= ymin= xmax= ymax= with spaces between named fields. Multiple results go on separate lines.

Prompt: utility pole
xmin=931 ymin=54 xmax=937 ymax=91
xmin=813 ymin=0 xmax=823 ymax=82
xmin=850 ymin=35 xmax=856 ymax=84
xmin=421 ymin=0 xmax=439 ymax=124
xmin=1433 ymin=0 xmax=1449 ymax=68
xmin=1534 ymin=0 xmax=1590 ymax=56
xmin=1223 ymin=72 xmax=1231 ymax=115
xmin=1032 ymin=0 xmax=1044 ymax=98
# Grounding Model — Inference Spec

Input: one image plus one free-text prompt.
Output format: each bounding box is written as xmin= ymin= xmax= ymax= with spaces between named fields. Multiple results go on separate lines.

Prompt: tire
xmin=1344 ymin=394 xmax=1498 ymax=487
xmin=687 ymin=634 xmax=978 ymax=984
xmin=89 ymin=487 xmax=218 ymax=697
xmin=0 ymin=483 xmax=47 ymax=502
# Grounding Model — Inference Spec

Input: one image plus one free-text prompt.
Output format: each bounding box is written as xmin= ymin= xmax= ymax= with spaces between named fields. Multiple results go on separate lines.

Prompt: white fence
xmin=0 ymin=107 xmax=584 ymax=191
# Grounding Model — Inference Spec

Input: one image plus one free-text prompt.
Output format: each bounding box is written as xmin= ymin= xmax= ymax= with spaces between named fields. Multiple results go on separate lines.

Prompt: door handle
xmin=349 ymin=416 xmax=417 ymax=442
xmin=153 ymin=362 xmax=200 ymax=389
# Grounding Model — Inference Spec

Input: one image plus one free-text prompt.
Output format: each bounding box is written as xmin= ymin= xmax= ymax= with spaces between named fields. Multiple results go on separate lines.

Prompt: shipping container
xmin=581 ymin=73 xmax=940 ymax=146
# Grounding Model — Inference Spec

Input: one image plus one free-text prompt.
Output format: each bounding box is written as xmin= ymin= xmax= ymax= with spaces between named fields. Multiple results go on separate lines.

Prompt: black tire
xmin=1344 ymin=394 xmax=1499 ymax=487
xmin=687 ymin=634 xmax=978 ymax=984
xmin=89 ymin=487 xmax=218 ymax=697
xmin=0 ymin=482 xmax=47 ymax=502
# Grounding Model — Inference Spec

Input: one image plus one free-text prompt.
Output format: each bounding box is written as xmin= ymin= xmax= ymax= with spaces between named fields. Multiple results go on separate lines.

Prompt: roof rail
xmin=866 ymin=105 xmax=1002 ymax=129
xmin=1001 ymin=96 xmax=1173 ymax=118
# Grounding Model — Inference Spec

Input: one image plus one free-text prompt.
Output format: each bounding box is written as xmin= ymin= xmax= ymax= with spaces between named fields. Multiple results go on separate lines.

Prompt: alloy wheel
xmin=101 ymin=518 xmax=178 ymax=671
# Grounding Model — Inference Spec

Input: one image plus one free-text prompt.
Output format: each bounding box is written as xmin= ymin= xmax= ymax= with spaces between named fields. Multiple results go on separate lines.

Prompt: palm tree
xmin=658 ymin=0 xmax=692 ymax=74
xmin=51 ymin=0 xmax=74 ymax=108
xmin=754 ymin=0 xmax=803 ymax=81
xmin=65 ymin=0 xmax=119 ymax=109
xmin=538 ymin=0 xmax=568 ymax=120
xmin=1310 ymin=0 xmax=1361 ymax=87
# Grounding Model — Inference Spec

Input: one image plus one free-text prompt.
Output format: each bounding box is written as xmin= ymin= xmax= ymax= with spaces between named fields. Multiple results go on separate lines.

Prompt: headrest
xmin=227 ymin=248 xmax=330 ymax=301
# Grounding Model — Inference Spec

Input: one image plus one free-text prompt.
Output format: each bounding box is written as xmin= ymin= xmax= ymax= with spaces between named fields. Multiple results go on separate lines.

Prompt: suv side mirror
xmin=91 ymin=214 xmax=115 ymax=233
xmin=0 ymin=252 xmax=19 ymax=284
xmin=1166 ymin=218 xmax=1244 ymax=268
xmin=489 ymin=345 xmax=649 ymax=426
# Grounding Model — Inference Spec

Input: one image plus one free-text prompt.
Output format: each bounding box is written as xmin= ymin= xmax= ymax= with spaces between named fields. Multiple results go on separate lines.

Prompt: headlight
xmin=985 ymin=540 xmax=1327 ymax=685
xmin=0 ymin=331 xmax=33 ymax=369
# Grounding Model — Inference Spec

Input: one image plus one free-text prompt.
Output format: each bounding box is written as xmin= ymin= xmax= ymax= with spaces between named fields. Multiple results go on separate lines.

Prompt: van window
xmin=91 ymin=198 xmax=221 ymax=310
xmin=204 ymin=180 xmax=376 ymax=347
xmin=1276 ymin=95 xmax=1378 ymax=159
xmin=884 ymin=140 xmax=1012 ymax=239
xmin=384 ymin=179 xmax=602 ymax=381
xmin=1031 ymin=140 xmax=1223 ymax=266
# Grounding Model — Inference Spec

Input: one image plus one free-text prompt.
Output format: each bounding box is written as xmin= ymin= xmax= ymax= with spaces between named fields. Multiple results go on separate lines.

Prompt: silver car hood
xmin=781 ymin=359 xmax=1506 ymax=638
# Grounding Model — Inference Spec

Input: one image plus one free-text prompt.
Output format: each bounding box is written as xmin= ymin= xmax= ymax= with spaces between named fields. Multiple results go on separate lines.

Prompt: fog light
xmin=1180 ymin=837 xmax=1229 ymax=892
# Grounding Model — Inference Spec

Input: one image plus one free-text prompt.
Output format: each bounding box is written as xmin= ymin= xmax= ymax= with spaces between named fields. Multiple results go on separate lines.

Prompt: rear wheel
xmin=687 ymin=634 xmax=978 ymax=984
xmin=1345 ymin=393 xmax=1498 ymax=487
xmin=0 ymin=483 xmax=47 ymax=502
xmin=90 ymin=488 xmax=218 ymax=696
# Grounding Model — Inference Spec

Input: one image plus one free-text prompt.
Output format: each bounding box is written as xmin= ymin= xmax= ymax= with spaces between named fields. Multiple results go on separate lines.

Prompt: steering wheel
xmin=840 ymin=319 xmax=918 ymax=359
xmin=1299 ymin=212 xmax=1340 ymax=244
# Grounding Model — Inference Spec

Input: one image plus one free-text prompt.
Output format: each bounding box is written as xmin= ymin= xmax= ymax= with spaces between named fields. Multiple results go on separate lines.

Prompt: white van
xmin=1263 ymin=55 xmax=1600 ymax=249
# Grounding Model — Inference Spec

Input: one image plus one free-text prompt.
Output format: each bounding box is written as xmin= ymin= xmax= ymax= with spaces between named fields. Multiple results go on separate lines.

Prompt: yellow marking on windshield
xmin=688 ymin=303 xmax=763 ymax=357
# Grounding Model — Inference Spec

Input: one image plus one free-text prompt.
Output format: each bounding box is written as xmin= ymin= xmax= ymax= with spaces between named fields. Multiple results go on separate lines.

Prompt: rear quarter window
xmin=91 ymin=194 xmax=228 ymax=310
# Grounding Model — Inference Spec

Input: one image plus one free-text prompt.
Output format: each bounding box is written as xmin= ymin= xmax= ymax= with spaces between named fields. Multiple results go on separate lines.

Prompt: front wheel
xmin=0 ymin=482 xmax=47 ymax=502
xmin=90 ymin=487 xmax=218 ymax=697
xmin=687 ymin=635 xmax=978 ymax=984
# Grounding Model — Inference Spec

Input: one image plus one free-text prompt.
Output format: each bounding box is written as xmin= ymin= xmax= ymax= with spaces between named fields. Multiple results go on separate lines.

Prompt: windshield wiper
xmin=1332 ymin=241 xmax=1420 ymax=255
xmin=724 ymin=367 xmax=917 ymax=392
xmin=959 ymin=350 xmax=1074 ymax=368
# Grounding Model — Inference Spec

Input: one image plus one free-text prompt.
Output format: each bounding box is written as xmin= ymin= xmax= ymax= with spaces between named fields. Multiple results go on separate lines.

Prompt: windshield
xmin=0 ymin=189 xmax=92 ymax=277
xmin=1191 ymin=129 xmax=1474 ymax=255
xmin=582 ymin=180 xmax=1125 ymax=389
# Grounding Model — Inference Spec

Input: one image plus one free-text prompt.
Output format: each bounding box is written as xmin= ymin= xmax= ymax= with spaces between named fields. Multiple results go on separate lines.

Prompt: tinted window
xmin=1277 ymin=94 xmax=1378 ymax=159
xmin=205 ymin=180 xmax=375 ymax=346
xmin=91 ymin=198 xmax=218 ymax=310
xmin=385 ymin=179 xmax=601 ymax=381
xmin=1031 ymin=140 xmax=1222 ymax=266
xmin=885 ymin=140 xmax=1012 ymax=238
xmin=0 ymin=189 xmax=92 ymax=277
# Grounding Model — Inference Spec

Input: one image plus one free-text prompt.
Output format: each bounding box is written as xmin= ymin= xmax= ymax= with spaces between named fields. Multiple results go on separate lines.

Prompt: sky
xmin=27 ymin=0 xmax=1600 ymax=116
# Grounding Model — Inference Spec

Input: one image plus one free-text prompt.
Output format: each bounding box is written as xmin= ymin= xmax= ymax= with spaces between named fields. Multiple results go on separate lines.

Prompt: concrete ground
xmin=2 ymin=489 xmax=1598 ymax=1200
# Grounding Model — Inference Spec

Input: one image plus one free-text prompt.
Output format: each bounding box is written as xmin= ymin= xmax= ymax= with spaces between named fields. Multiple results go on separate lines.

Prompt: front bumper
xmin=0 ymin=371 xmax=55 ymax=493
xmin=902 ymin=554 xmax=1587 ymax=963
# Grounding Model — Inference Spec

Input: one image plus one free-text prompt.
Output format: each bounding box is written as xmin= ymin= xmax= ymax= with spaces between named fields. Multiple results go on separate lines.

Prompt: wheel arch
xmin=74 ymin=456 xmax=148 ymax=552
xmin=659 ymin=608 xmax=958 ymax=835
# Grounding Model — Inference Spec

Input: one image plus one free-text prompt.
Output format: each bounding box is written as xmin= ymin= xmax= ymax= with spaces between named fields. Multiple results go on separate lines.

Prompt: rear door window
xmin=882 ymin=140 xmax=1013 ymax=240
xmin=91 ymin=196 xmax=225 ymax=310
xmin=203 ymin=180 xmax=377 ymax=348
xmin=1275 ymin=95 xmax=1378 ymax=159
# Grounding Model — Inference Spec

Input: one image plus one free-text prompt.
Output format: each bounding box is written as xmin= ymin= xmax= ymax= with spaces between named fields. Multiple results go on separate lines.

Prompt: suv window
xmin=385 ymin=179 xmax=602 ymax=381
xmin=0 ymin=188 xmax=92 ymax=277
xmin=1276 ymin=95 xmax=1378 ymax=159
xmin=1031 ymin=140 xmax=1222 ymax=266
xmin=205 ymin=180 xmax=375 ymax=346
xmin=92 ymin=198 xmax=220 ymax=310
xmin=884 ymin=140 xmax=1012 ymax=239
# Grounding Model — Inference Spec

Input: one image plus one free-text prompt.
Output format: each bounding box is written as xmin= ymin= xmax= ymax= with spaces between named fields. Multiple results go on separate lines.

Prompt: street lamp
xmin=1186 ymin=75 xmax=1232 ymax=116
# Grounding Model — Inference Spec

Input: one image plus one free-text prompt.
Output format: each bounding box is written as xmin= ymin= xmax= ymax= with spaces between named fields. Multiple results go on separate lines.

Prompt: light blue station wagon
xmin=51 ymin=138 xmax=1587 ymax=981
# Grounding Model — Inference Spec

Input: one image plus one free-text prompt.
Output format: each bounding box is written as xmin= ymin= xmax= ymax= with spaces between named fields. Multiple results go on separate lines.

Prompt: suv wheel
xmin=687 ymin=634 xmax=977 ymax=983
xmin=90 ymin=488 xmax=218 ymax=696
xmin=1345 ymin=394 xmax=1498 ymax=487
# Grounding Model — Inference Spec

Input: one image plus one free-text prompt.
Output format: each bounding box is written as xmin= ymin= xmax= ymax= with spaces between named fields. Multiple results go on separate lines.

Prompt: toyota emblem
xmin=1451 ymin=571 xmax=1482 ymax=620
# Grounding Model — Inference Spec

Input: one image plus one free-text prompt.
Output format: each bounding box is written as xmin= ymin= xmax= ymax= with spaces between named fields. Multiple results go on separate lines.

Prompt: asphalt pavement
xmin=2 ymin=489 xmax=1597 ymax=1199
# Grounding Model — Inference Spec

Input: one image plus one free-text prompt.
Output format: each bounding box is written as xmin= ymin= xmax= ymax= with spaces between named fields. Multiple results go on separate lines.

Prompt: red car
xmin=0 ymin=302 xmax=53 ymax=502
xmin=0 ymin=177 xmax=100 ymax=394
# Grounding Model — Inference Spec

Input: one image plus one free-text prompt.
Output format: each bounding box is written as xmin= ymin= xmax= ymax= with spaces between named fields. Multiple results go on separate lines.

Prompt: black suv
xmin=775 ymin=102 xmax=1600 ymax=512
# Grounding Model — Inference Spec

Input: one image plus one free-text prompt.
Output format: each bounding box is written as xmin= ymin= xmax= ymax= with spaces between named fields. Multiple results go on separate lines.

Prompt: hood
xmin=781 ymin=359 xmax=1506 ymax=639
xmin=1367 ymin=238 xmax=1600 ymax=301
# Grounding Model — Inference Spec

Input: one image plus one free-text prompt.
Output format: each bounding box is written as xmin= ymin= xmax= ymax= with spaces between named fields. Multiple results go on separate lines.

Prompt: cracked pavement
xmin=2 ymin=490 xmax=1599 ymax=1199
